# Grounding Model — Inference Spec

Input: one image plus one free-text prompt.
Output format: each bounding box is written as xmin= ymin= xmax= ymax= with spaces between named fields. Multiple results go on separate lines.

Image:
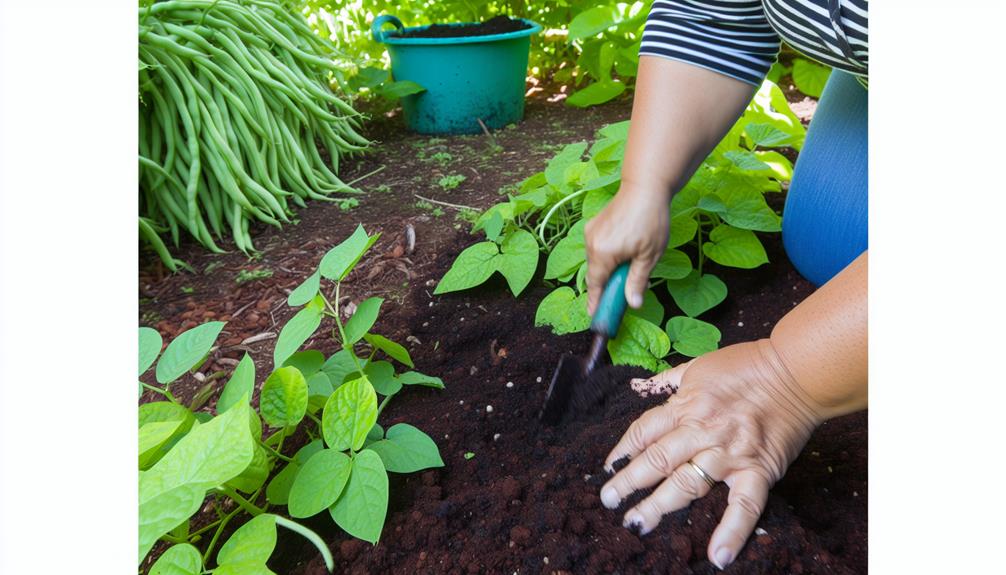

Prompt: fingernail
xmin=712 ymin=547 xmax=734 ymax=570
xmin=629 ymin=292 xmax=643 ymax=308
xmin=600 ymin=486 xmax=620 ymax=509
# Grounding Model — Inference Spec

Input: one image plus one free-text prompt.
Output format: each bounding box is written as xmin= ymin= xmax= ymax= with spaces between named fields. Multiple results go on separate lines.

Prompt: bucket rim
xmin=375 ymin=18 xmax=542 ymax=45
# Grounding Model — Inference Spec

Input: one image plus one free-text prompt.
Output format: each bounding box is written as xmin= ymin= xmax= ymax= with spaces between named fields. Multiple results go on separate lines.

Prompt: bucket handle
xmin=371 ymin=15 xmax=404 ymax=43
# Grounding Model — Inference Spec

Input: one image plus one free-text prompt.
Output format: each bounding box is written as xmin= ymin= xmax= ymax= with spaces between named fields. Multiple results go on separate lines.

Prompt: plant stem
xmin=325 ymin=283 xmax=366 ymax=376
xmin=307 ymin=411 xmax=324 ymax=427
xmin=141 ymin=381 xmax=178 ymax=403
xmin=376 ymin=393 xmax=394 ymax=418
xmin=260 ymin=440 xmax=293 ymax=463
xmin=697 ymin=225 xmax=705 ymax=275
xmin=217 ymin=486 xmax=265 ymax=516
xmin=201 ymin=505 xmax=241 ymax=565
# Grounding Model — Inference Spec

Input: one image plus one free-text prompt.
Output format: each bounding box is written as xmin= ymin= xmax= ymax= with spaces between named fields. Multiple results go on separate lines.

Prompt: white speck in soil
xmin=812 ymin=451 xmax=820 ymax=457
xmin=853 ymin=491 xmax=859 ymax=497
xmin=543 ymin=557 xmax=549 ymax=565
xmin=737 ymin=321 xmax=744 ymax=327
xmin=460 ymin=317 xmax=464 ymax=321
xmin=486 ymin=405 xmax=493 ymax=413
xmin=444 ymin=434 xmax=449 ymax=439
xmin=423 ymin=322 xmax=429 ymax=327
xmin=506 ymin=381 xmax=514 ymax=388
xmin=493 ymin=433 xmax=501 ymax=441
xmin=470 ymin=366 xmax=478 ymax=375
xmin=536 ymin=376 xmax=542 ymax=383
xmin=584 ymin=474 xmax=592 ymax=482
xmin=687 ymin=519 xmax=692 ymax=525
xmin=828 ymin=466 xmax=833 ymax=473
xmin=755 ymin=527 xmax=768 ymax=536
xmin=459 ymin=400 xmax=464 ymax=405
xmin=428 ymin=301 xmax=434 ymax=307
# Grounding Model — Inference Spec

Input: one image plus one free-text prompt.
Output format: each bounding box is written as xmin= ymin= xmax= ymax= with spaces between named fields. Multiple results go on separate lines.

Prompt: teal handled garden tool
xmin=539 ymin=263 xmax=630 ymax=425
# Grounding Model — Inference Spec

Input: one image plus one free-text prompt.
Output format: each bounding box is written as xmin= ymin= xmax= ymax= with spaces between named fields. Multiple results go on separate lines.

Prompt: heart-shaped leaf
xmin=366 ymin=423 xmax=444 ymax=473
xmin=156 ymin=322 xmax=225 ymax=384
xmin=288 ymin=449 xmax=352 ymax=518
xmin=322 ymin=376 xmax=377 ymax=452
xmin=260 ymin=367 xmax=308 ymax=428
xmin=666 ymin=271 xmax=728 ymax=317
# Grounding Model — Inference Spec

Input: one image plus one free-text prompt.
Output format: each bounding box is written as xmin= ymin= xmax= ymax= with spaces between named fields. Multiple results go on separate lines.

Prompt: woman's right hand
xmin=584 ymin=182 xmax=669 ymax=315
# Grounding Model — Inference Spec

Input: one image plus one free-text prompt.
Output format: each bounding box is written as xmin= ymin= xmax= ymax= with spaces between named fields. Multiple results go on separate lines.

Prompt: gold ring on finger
xmin=687 ymin=459 xmax=717 ymax=489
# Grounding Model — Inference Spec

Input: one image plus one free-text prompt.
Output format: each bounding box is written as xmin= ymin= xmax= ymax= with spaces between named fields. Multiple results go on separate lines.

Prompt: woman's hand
xmin=584 ymin=183 xmax=669 ymax=314
xmin=599 ymin=340 xmax=827 ymax=570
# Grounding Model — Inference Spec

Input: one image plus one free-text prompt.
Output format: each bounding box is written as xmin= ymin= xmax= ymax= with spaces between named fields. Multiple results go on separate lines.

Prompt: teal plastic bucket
xmin=372 ymin=15 xmax=541 ymax=134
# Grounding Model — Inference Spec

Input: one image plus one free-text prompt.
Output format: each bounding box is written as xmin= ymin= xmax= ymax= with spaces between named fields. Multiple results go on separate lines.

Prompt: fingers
xmin=622 ymin=452 xmax=724 ymax=535
xmin=624 ymin=257 xmax=655 ymax=309
xmin=707 ymin=471 xmax=770 ymax=570
xmin=605 ymin=364 xmax=691 ymax=469
xmin=600 ymin=426 xmax=702 ymax=510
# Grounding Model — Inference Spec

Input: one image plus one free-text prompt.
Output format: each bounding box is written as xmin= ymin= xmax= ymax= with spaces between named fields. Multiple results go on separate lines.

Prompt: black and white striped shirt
xmin=640 ymin=0 xmax=868 ymax=86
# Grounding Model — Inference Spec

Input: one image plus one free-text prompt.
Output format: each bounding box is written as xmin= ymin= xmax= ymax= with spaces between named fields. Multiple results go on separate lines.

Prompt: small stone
xmin=428 ymin=301 xmax=434 ymax=307
xmin=423 ymin=322 xmax=429 ymax=327
xmin=506 ymin=381 xmax=514 ymax=388
xmin=853 ymin=491 xmax=859 ymax=497
xmin=543 ymin=557 xmax=549 ymax=565
xmin=828 ymin=466 xmax=833 ymax=473
xmin=755 ymin=527 xmax=768 ymax=536
xmin=460 ymin=317 xmax=465 ymax=321
xmin=583 ymin=474 xmax=592 ymax=481
xmin=737 ymin=321 xmax=744 ymax=327
xmin=536 ymin=376 xmax=542 ymax=383
xmin=486 ymin=405 xmax=493 ymax=413
xmin=493 ymin=433 xmax=501 ymax=441
xmin=470 ymin=366 xmax=478 ymax=375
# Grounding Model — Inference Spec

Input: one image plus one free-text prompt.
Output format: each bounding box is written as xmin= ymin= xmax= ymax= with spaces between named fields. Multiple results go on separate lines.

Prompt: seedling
xmin=438 ymin=80 xmax=804 ymax=370
xmin=429 ymin=151 xmax=453 ymax=166
xmin=236 ymin=268 xmax=273 ymax=284
xmin=373 ymin=184 xmax=391 ymax=194
xmin=338 ymin=198 xmax=360 ymax=211
xmin=437 ymin=174 xmax=466 ymax=190
xmin=180 ymin=286 xmax=194 ymax=294
xmin=138 ymin=226 xmax=445 ymax=570
xmin=464 ymin=452 xmax=475 ymax=460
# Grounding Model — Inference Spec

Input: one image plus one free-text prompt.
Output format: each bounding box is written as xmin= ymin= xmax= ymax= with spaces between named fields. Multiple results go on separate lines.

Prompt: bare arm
xmin=585 ymin=56 xmax=758 ymax=312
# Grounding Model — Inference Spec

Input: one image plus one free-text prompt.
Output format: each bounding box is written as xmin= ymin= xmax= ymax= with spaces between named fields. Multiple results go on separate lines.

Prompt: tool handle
xmin=590 ymin=262 xmax=630 ymax=339
xmin=371 ymin=14 xmax=404 ymax=43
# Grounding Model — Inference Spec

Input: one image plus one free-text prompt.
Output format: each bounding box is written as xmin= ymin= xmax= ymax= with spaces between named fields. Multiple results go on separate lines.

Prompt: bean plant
xmin=436 ymin=80 xmax=805 ymax=370
xmin=138 ymin=225 xmax=444 ymax=572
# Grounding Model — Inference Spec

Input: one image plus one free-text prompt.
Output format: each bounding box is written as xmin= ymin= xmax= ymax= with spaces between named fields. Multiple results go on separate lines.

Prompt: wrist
xmin=617 ymin=175 xmax=674 ymax=204
xmin=749 ymin=339 xmax=829 ymax=429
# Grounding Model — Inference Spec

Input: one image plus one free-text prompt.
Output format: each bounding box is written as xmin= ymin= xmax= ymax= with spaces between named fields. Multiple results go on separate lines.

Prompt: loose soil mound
xmin=397 ymin=16 xmax=532 ymax=39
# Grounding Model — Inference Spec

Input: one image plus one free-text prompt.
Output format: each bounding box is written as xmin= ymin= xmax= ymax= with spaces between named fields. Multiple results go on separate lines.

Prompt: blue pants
xmin=782 ymin=71 xmax=868 ymax=287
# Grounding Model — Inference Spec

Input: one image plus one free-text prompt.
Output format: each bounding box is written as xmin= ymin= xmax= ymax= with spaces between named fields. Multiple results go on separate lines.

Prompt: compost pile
xmin=271 ymin=232 xmax=867 ymax=575
xmin=396 ymin=15 xmax=532 ymax=39
xmin=138 ymin=0 xmax=367 ymax=267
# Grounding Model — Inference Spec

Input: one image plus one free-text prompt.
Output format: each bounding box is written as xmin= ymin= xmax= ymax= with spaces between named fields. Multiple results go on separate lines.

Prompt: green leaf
xmin=703 ymin=225 xmax=769 ymax=268
xmin=724 ymin=150 xmax=771 ymax=171
xmin=607 ymin=315 xmax=671 ymax=371
xmin=139 ymin=402 xmax=254 ymax=563
xmin=566 ymin=80 xmax=625 ymax=108
xmin=138 ymin=484 xmax=205 ymax=565
xmin=321 ymin=349 xmax=358 ymax=387
xmin=569 ymin=5 xmax=620 ymax=40
xmin=483 ymin=211 xmax=504 ymax=242
xmin=288 ymin=449 xmax=352 ymax=518
xmin=344 ymin=297 xmax=383 ymax=345
xmin=322 ymin=376 xmax=377 ymax=452
xmin=329 ymin=449 xmax=389 ymax=543
xmin=496 ymin=229 xmax=539 ymax=296
xmin=150 ymin=543 xmax=202 ymax=575
xmin=665 ymin=271 xmax=728 ymax=317
xmin=545 ymin=142 xmax=588 ymax=188
xmin=139 ymin=327 xmax=162 ymax=377
xmin=212 ymin=563 xmax=276 ymax=575
xmin=754 ymin=150 xmax=794 ymax=181
xmin=666 ymin=316 xmax=722 ymax=357
xmin=364 ymin=360 xmax=400 ymax=396
xmin=350 ymin=66 xmax=389 ymax=90
xmin=651 ymin=249 xmax=692 ymax=280
xmin=718 ymin=188 xmax=782 ymax=232
xmin=434 ymin=241 xmax=499 ymax=294
xmin=226 ymin=442 xmax=272 ymax=494
xmin=792 ymin=58 xmax=831 ymax=98
xmin=582 ymin=186 xmax=615 ymax=219
xmin=138 ymin=402 xmax=195 ymax=465
xmin=668 ymin=215 xmax=698 ymax=248
xmin=273 ymin=295 xmax=324 ymax=368
xmin=260 ymin=367 xmax=309 ymax=428
xmin=379 ymin=79 xmax=426 ymax=100
xmin=364 ymin=334 xmax=413 ymax=368
xmin=367 ymin=423 xmax=444 ymax=473
xmin=545 ymin=220 xmax=586 ymax=280
xmin=217 ymin=513 xmax=277 ymax=566
xmin=319 ymin=225 xmax=379 ymax=281
xmin=698 ymin=193 xmax=727 ymax=214
xmin=156 ymin=322 xmax=225 ymax=384
xmin=534 ymin=287 xmax=590 ymax=335
xmin=628 ymin=289 xmax=664 ymax=326
xmin=307 ymin=371 xmax=333 ymax=398
xmin=139 ymin=420 xmax=184 ymax=469
xmin=282 ymin=350 xmax=324 ymax=378
xmin=287 ymin=271 xmax=321 ymax=307
xmin=218 ymin=353 xmax=255 ymax=414
xmin=396 ymin=371 xmax=445 ymax=389
xmin=266 ymin=440 xmax=324 ymax=505
xmin=744 ymin=123 xmax=798 ymax=148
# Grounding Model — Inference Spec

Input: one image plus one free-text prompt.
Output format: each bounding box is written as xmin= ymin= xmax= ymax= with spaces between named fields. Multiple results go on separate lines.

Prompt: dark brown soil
xmin=396 ymin=15 xmax=532 ymax=39
xmin=139 ymin=94 xmax=865 ymax=574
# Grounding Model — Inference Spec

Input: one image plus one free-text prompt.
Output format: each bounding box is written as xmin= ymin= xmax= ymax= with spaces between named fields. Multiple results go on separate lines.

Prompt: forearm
xmin=768 ymin=252 xmax=869 ymax=420
xmin=620 ymin=56 xmax=758 ymax=198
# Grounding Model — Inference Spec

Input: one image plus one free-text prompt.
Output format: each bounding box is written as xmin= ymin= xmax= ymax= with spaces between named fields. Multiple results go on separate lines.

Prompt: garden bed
xmin=139 ymin=95 xmax=864 ymax=574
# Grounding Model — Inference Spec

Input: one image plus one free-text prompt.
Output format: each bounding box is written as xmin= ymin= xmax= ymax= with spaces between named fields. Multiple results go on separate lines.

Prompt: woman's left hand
xmin=599 ymin=340 xmax=826 ymax=570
